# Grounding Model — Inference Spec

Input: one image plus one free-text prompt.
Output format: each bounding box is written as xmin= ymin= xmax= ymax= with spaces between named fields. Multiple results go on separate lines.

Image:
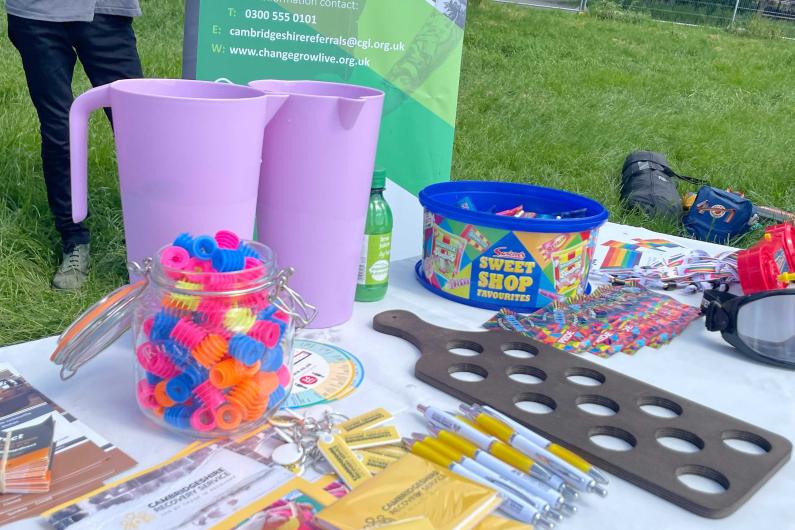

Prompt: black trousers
xmin=8 ymin=14 xmax=143 ymax=252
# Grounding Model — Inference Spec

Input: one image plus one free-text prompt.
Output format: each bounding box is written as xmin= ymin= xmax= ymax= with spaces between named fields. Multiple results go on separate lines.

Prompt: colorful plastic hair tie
xmin=214 ymin=230 xmax=240 ymax=250
xmin=190 ymin=407 xmax=218 ymax=432
xmin=192 ymin=333 xmax=228 ymax=368
xmin=169 ymin=280 xmax=202 ymax=311
xmin=145 ymin=372 xmax=163 ymax=386
xmin=215 ymin=403 xmax=244 ymax=431
xmin=268 ymin=386 xmax=287 ymax=409
xmin=161 ymin=245 xmax=191 ymax=270
xmin=136 ymin=343 xmax=180 ymax=379
xmin=137 ymin=380 xmax=159 ymax=409
xmin=143 ymin=317 xmax=154 ymax=338
xmin=261 ymin=345 xmax=283 ymax=372
xmin=154 ymin=380 xmax=176 ymax=407
xmin=228 ymin=334 xmax=265 ymax=366
xmin=253 ymin=371 xmax=279 ymax=397
xmin=192 ymin=235 xmax=218 ymax=260
xmin=170 ymin=318 xmax=208 ymax=350
xmin=162 ymin=340 xmax=191 ymax=368
xmin=194 ymin=380 xmax=225 ymax=410
xmin=164 ymin=405 xmax=195 ymax=430
xmin=276 ymin=364 xmax=291 ymax=388
xmin=209 ymin=358 xmax=259 ymax=389
xmin=211 ymin=248 xmax=245 ymax=272
xmin=150 ymin=311 xmax=179 ymax=341
xmin=173 ymin=233 xmax=194 ymax=255
xmin=247 ymin=320 xmax=281 ymax=348
xmin=165 ymin=377 xmax=192 ymax=403
xmin=224 ymin=307 xmax=257 ymax=333
xmin=239 ymin=242 xmax=260 ymax=259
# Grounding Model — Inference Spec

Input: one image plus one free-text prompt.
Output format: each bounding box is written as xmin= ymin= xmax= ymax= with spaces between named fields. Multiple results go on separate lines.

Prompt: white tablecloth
xmin=2 ymin=222 xmax=794 ymax=530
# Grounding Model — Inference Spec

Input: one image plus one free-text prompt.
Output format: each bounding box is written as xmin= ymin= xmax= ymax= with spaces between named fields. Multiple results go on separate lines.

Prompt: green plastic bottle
xmin=355 ymin=168 xmax=393 ymax=302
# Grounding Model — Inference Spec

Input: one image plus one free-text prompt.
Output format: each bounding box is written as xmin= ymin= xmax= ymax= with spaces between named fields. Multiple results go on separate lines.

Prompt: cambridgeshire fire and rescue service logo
xmin=696 ymin=200 xmax=736 ymax=223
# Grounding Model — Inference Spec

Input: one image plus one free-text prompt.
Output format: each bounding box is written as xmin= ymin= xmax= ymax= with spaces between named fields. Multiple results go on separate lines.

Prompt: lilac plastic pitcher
xmin=69 ymin=79 xmax=288 ymax=268
xmin=249 ymin=80 xmax=384 ymax=328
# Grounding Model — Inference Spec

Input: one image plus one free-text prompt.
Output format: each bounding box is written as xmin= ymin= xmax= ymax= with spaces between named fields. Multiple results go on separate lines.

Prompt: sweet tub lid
xmin=50 ymin=280 xmax=146 ymax=380
xmin=419 ymin=180 xmax=609 ymax=233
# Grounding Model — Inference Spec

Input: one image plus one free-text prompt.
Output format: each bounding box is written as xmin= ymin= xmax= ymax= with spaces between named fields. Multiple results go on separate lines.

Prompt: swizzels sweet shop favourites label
xmin=421 ymin=211 xmax=599 ymax=311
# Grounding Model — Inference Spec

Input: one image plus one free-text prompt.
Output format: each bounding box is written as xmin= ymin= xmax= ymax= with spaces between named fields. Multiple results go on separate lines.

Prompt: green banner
xmin=187 ymin=0 xmax=467 ymax=195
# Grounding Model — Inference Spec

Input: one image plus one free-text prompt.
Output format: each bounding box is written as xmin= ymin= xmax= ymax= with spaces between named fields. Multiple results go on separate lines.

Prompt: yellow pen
xmin=403 ymin=438 xmax=549 ymax=527
xmin=429 ymin=426 xmax=578 ymax=511
xmin=418 ymin=405 xmax=564 ymax=492
xmin=469 ymin=404 xmax=609 ymax=489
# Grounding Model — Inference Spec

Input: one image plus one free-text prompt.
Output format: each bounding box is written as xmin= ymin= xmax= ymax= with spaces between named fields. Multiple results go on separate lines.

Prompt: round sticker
xmin=285 ymin=340 xmax=363 ymax=408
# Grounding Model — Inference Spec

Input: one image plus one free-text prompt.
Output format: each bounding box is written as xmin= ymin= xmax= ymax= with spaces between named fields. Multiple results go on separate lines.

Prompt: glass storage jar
xmin=131 ymin=241 xmax=315 ymax=437
xmin=52 ymin=239 xmax=315 ymax=439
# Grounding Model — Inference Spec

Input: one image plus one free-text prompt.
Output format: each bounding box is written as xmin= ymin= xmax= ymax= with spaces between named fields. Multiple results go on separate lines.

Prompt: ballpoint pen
xmin=461 ymin=404 xmax=608 ymax=496
xmin=412 ymin=433 xmax=564 ymax=521
xmin=428 ymin=424 xmax=578 ymax=511
xmin=403 ymin=437 xmax=554 ymax=528
xmin=417 ymin=404 xmax=575 ymax=497
xmin=479 ymin=404 xmax=609 ymax=485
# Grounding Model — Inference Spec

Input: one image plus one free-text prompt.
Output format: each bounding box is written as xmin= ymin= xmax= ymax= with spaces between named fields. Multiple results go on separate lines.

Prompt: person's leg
xmin=7 ymin=15 xmax=89 ymax=252
xmin=70 ymin=14 xmax=143 ymax=125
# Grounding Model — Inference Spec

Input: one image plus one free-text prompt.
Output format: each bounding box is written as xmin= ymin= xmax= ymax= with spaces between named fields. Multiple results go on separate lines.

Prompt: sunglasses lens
xmin=737 ymin=293 xmax=795 ymax=364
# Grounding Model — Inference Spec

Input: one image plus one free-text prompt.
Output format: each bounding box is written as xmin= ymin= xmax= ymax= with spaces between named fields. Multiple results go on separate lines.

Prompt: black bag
xmin=620 ymin=151 xmax=705 ymax=218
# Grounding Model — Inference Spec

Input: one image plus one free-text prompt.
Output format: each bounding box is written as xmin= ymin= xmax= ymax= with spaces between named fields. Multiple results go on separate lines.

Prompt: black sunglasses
xmin=701 ymin=289 xmax=795 ymax=368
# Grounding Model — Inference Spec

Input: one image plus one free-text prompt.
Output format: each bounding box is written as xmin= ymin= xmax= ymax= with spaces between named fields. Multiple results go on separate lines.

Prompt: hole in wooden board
xmin=676 ymin=465 xmax=729 ymax=494
xmin=513 ymin=393 xmax=556 ymax=414
xmin=721 ymin=430 xmax=771 ymax=455
xmin=447 ymin=340 xmax=483 ymax=357
xmin=448 ymin=363 xmax=487 ymax=383
xmin=588 ymin=426 xmax=636 ymax=451
xmin=564 ymin=367 xmax=605 ymax=387
xmin=656 ymin=428 xmax=704 ymax=453
xmin=506 ymin=366 xmax=547 ymax=385
xmin=637 ymin=396 xmax=683 ymax=418
xmin=576 ymin=395 xmax=619 ymax=416
xmin=501 ymin=342 xmax=538 ymax=359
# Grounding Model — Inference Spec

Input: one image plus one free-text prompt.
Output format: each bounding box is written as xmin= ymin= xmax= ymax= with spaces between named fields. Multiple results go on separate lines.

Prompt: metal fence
xmin=493 ymin=0 xmax=587 ymax=13
xmin=494 ymin=0 xmax=795 ymax=37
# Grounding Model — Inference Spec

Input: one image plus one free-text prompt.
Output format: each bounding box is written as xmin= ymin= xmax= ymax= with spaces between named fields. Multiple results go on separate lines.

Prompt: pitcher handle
xmin=69 ymin=84 xmax=112 ymax=223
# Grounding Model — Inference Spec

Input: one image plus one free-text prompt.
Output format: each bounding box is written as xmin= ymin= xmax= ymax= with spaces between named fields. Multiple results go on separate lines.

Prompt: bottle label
xmin=358 ymin=233 xmax=391 ymax=286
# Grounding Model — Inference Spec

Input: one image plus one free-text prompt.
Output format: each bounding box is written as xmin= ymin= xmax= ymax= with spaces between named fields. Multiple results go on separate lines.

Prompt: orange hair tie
xmin=209 ymin=359 xmax=261 ymax=389
xmin=215 ymin=403 xmax=244 ymax=431
xmin=192 ymin=333 xmax=228 ymax=368
xmin=252 ymin=371 xmax=278 ymax=399
xmin=154 ymin=380 xmax=176 ymax=407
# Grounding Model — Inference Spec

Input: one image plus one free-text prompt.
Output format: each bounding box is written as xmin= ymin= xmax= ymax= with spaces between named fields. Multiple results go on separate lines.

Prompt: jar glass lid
xmin=50 ymin=280 xmax=146 ymax=380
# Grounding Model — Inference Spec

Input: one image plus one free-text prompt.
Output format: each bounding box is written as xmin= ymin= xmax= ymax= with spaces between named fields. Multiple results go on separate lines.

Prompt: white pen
xmin=462 ymin=404 xmax=608 ymax=496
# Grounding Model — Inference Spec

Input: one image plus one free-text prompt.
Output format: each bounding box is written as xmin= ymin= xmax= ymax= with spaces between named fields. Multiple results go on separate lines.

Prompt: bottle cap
xmin=371 ymin=167 xmax=387 ymax=190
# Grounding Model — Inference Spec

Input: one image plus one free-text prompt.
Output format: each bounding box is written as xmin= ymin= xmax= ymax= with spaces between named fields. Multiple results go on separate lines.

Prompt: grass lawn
xmin=0 ymin=1 xmax=793 ymax=345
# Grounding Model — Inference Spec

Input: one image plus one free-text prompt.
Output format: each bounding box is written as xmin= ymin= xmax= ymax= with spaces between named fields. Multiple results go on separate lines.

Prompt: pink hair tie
xmin=170 ymin=318 xmax=207 ymax=350
xmin=137 ymin=380 xmax=159 ymax=409
xmin=205 ymin=271 xmax=237 ymax=291
xmin=190 ymin=406 xmax=218 ymax=432
xmin=184 ymin=257 xmax=212 ymax=283
xmin=214 ymin=230 xmax=240 ymax=250
xmin=143 ymin=317 xmax=154 ymax=338
xmin=272 ymin=310 xmax=290 ymax=324
xmin=194 ymin=381 xmax=225 ymax=410
xmin=276 ymin=364 xmax=291 ymax=388
xmin=160 ymin=245 xmax=190 ymax=270
xmin=248 ymin=320 xmax=281 ymax=348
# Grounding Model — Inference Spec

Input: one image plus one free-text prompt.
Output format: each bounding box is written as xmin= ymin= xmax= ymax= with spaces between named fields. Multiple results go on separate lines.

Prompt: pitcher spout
xmin=337 ymin=97 xmax=366 ymax=130
xmin=265 ymin=94 xmax=289 ymax=124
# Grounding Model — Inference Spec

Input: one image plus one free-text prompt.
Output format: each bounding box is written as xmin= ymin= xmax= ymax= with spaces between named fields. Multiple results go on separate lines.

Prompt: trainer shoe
xmin=53 ymin=243 xmax=90 ymax=290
